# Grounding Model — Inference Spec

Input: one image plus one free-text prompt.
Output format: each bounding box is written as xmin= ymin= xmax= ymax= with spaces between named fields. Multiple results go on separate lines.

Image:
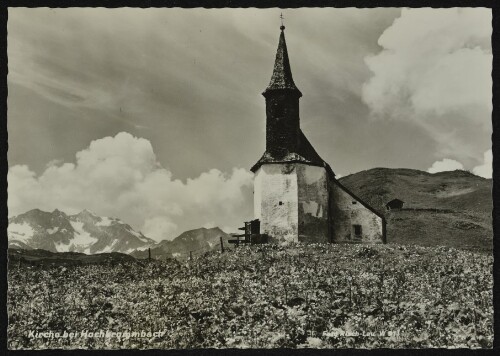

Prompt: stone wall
xmin=296 ymin=165 xmax=330 ymax=243
xmin=329 ymin=179 xmax=385 ymax=244
xmin=254 ymin=164 xmax=299 ymax=243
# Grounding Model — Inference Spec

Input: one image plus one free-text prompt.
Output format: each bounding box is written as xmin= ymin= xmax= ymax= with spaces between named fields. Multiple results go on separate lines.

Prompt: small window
xmin=279 ymin=201 xmax=283 ymax=206
xmin=353 ymin=224 xmax=362 ymax=236
xmin=352 ymin=201 xmax=357 ymax=205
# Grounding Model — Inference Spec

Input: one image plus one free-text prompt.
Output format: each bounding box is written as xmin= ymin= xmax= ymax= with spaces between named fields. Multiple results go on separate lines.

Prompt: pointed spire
xmin=263 ymin=21 xmax=302 ymax=96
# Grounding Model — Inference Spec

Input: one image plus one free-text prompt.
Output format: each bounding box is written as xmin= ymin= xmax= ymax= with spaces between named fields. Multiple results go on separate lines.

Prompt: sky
xmin=7 ymin=8 xmax=492 ymax=241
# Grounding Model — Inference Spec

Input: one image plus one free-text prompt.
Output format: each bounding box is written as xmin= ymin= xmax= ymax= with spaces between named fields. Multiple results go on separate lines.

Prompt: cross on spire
xmin=280 ymin=13 xmax=285 ymax=31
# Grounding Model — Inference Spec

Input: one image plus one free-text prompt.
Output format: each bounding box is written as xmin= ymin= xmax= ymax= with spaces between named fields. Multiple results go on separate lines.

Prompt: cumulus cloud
xmin=8 ymin=132 xmax=254 ymax=241
xmin=427 ymin=149 xmax=492 ymax=178
xmin=472 ymin=149 xmax=492 ymax=178
xmin=362 ymin=8 xmax=492 ymax=167
xmin=427 ymin=158 xmax=464 ymax=174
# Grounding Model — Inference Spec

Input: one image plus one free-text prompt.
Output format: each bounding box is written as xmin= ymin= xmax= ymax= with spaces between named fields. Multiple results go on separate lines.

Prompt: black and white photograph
xmin=5 ymin=6 xmax=494 ymax=349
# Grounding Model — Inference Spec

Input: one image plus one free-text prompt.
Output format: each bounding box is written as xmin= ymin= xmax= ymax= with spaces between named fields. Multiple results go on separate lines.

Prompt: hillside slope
xmin=338 ymin=168 xmax=492 ymax=250
xmin=8 ymin=243 xmax=493 ymax=349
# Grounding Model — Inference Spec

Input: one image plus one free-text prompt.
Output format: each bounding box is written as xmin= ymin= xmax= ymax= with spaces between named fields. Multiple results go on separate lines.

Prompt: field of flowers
xmin=8 ymin=243 xmax=493 ymax=349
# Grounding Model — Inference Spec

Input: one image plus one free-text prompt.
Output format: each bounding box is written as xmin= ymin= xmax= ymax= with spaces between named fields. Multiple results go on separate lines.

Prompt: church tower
xmin=251 ymin=21 xmax=386 ymax=245
xmin=262 ymin=23 xmax=302 ymax=159
xmin=251 ymin=22 xmax=334 ymax=243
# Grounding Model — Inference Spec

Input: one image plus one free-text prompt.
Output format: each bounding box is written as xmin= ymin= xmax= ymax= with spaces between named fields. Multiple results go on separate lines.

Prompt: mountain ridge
xmin=131 ymin=226 xmax=231 ymax=260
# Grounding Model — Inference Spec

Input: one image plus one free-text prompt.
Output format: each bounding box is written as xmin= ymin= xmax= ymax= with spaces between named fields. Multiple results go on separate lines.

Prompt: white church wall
xmin=254 ymin=164 xmax=299 ymax=243
xmin=330 ymin=180 xmax=385 ymax=244
xmin=297 ymin=165 xmax=330 ymax=243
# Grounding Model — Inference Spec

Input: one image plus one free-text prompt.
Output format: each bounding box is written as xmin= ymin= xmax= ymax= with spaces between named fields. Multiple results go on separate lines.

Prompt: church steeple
xmin=251 ymin=20 xmax=330 ymax=174
xmin=263 ymin=19 xmax=302 ymax=97
xmin=260 ymin=21 xmax=302 ymax=159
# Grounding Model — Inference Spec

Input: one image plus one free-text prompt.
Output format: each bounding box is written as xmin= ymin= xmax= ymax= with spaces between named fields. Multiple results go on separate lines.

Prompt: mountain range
xmin=8 ymin=209 xmax=156 ymax=254
xmin=8 ymin=208 xmax=231 ymax=257
xmin=8 ymin=168 xmax=493 ymax=255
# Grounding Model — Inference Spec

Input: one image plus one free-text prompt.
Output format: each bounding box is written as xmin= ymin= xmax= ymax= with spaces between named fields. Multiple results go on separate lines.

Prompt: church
xmin=251 ymin=23 xmax=386 ymax=244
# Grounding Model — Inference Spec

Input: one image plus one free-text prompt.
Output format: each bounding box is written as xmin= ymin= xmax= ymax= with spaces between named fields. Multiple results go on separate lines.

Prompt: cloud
xmin=8 ymin=132 xmax=254 ymax=241
xmin=472 ymin=149 xmax=492 ymax=178
xmin=142 ymin=217 xmax=178 ymax=240
xmin=362 ymin=8 xmax=492 ymax=167
xmin=427 ymin=158 xmax=464 ymax=174
xmin=7 ymin=8 xmax=405 ymax=180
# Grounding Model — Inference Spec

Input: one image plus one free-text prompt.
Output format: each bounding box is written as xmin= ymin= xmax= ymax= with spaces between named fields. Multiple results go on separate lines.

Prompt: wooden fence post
xmin=190 ymin=251 xmax=193 ymax=260
xmin=148 ymin=248 xmax=151 ymax=261
xmin=220 ymin=236 xmax=224 ymax=253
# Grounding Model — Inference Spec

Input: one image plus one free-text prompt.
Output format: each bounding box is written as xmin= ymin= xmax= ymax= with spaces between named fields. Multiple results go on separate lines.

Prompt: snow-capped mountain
xmin=8 ymin=209 xmax=156 ymax=254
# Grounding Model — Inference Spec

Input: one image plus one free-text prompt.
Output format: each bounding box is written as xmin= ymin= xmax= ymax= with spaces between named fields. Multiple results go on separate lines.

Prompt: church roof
xmin=251 ymin=129 xmax=335 ymax=177
xmin=263 ymin=27 xmax=302 ymax=96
